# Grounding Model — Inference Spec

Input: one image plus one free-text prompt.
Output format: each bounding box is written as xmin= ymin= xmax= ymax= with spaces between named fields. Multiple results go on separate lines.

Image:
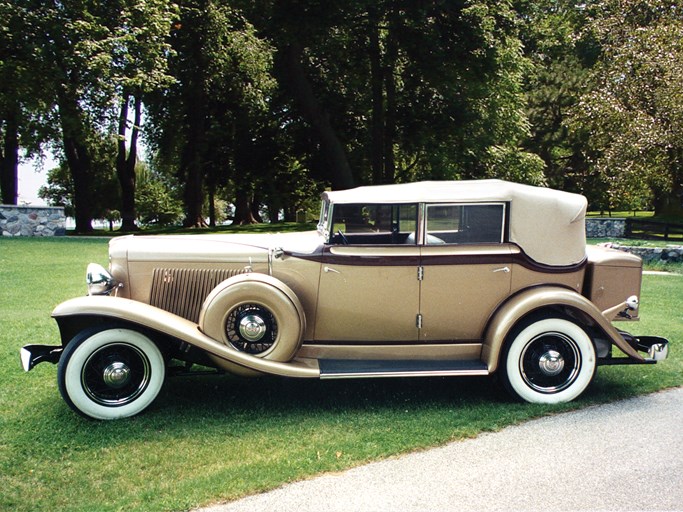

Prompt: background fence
xmin=625 ymin=218 xmax=683 ymax=241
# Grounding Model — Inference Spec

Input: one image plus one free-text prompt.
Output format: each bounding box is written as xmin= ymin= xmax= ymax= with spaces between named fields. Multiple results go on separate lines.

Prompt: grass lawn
xmin=1 ymin=237 xmax=681 ymax=512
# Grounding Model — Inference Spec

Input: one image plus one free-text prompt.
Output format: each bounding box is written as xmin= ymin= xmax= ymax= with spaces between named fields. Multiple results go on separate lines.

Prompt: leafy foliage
xmin=38 ymin=137 xmax=121 ymax=220
xmin=573 ymin=0 xmax=683 ymax=214
xmin=5 ymin=0 xmax=683 ymax=224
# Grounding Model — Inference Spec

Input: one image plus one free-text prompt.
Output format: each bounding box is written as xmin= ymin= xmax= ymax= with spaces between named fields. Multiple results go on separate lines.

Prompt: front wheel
xmin=58 ymin=327 xmax=165 ymax=420
xmin=500 ymin=318 xmax=596 ymax=404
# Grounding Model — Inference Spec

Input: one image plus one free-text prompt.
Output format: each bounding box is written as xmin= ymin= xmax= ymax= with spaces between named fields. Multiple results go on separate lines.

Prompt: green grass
xmin=0 ymin=237 xmax=681 ymax=512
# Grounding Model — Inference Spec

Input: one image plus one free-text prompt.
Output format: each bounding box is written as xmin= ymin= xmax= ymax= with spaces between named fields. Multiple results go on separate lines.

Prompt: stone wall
xmin=585 ymin=218 xmax=626 ymax=238
xmin=1 ymin=205 xmax=66 ymax=236
xmin=600 ymin=242 xmax=683 ymax=263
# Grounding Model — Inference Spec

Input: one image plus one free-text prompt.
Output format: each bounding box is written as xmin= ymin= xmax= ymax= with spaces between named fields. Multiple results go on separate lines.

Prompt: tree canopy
xmin=573 ymin=0 xmax=683 ymax=214
xmin=2 ymin=0 xmax=681 ymax=229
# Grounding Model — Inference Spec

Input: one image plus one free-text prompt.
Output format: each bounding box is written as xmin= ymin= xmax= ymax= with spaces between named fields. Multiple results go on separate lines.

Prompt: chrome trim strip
xmin=320 ymin=369 xmax=490 ymax=379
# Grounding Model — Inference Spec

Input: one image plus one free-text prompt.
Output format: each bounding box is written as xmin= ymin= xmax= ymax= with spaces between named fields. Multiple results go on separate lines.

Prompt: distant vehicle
xmin=22 ymin=180 xmax=668 ymax=419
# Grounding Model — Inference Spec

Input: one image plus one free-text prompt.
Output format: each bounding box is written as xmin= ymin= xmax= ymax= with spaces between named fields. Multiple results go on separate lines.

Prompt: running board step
xmin=318 ymin=359 xmax=489 ymax=379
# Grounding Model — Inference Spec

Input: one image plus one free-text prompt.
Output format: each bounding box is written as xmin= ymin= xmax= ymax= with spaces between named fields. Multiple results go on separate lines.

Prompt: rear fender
xmin=483 ymin=286 xmax=644 ymax=372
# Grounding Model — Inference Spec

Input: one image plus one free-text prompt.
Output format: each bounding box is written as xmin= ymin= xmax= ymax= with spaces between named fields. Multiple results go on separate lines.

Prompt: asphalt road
xmin=198 ymin=387 xmax=683 ymax=512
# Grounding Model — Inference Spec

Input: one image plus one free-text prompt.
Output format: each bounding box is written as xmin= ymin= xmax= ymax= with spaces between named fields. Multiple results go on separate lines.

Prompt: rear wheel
xmin=58 ymin=327 xmax=165 ymax=420
xmin=501 ymin=318 xmax=596 ymax=404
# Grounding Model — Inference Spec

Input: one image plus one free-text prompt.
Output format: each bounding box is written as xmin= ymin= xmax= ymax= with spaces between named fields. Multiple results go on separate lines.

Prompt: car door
xmin=314 ymin=203 xmax=421 ymax=342
xmin=418 ymin=203 xmax=513 ymax=342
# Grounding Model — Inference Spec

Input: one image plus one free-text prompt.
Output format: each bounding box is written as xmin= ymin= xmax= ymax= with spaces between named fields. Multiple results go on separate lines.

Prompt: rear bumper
xmin=637 ymin=336 xmax=669 ymax=361
xmin=599 ymin=335 xmax=669 ymax=366
xmin=20 ymin=345 xmax=63 ymax=372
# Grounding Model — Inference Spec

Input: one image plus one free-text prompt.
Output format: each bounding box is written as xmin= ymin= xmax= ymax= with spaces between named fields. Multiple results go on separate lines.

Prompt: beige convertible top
xmin=322 ymin=180 xmax=588 ymax=266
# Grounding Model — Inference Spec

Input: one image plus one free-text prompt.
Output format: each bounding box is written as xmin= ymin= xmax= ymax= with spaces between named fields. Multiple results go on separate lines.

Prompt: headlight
xmin=86 ymin=263 xmax=119 ymax=296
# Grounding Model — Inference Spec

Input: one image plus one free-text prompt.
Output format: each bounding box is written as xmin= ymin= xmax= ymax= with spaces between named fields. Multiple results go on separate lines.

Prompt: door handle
xmin=493 ymin=266 xmax=510 ymax=273
xmin=323 ymin=266 xmax=341 ymax=274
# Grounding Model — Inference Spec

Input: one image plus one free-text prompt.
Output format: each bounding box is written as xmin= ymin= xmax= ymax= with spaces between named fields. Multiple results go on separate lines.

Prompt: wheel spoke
xmin=226 ymin=304 xmax=277 ymax=354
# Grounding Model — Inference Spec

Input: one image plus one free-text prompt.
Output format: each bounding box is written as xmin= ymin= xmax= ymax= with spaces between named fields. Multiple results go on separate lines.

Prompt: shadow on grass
xmin=160 ymin=373 xmax=504 ymax=415
xmin=13 ymin=364 xmax=675 ymax=459
xmin=15 ymin=374 xmax=509 ymax=444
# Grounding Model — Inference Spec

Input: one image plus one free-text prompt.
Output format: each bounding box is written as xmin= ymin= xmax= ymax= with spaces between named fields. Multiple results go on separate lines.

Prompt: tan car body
xmin=23 ymin=180 xmax=669 ymax=419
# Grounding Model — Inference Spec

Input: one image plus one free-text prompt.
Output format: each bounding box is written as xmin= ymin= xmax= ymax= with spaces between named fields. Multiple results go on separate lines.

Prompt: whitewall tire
xmin=501 ymin=318 xmax=596 ymax=404
xmin=58 ymin=328 xmax=165 ymax=420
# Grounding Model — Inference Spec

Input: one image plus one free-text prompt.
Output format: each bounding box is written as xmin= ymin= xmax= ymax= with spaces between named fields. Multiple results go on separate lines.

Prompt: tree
xmin=516 ymin=0 xmax=599 ymax=194
xmin=135 ymin=163 xmax=183 ymax=227
xmin=39 ymin=137 xmax=120 ymax=222
xmin=255 ymin=0 xmax=542 ymax=189
xmin=5 ymin=0 xmax=174 ymax=231
xmin=113 ymin=0 xmax=176 ymax=231
xmin=0 ymin=0 xmax=55 ymax=205
xmin=573 ymin=0 xmax=683 ymax=214
xmin=147 ymin=0 xmax=275 ymax=227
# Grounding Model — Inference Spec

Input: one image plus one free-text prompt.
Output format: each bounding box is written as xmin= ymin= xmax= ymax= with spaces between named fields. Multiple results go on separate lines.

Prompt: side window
xmin=425 ymin=203 xmax=505 ymax=244
xmin=330 ymin=203 xmax=418 ymax=245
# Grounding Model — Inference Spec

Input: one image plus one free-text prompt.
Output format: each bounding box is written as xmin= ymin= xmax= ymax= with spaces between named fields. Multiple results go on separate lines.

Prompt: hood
xmin=109 ymin=230 xmax=323 ymax=264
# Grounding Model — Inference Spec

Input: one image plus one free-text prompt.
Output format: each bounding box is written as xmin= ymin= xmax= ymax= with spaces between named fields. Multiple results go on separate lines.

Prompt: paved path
xmin=199 ymin=388 xmax=683 ymax=512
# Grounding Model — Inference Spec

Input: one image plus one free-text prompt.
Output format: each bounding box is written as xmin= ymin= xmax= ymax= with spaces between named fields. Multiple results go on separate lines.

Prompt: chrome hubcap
xmin=102 ymin=361 xmax=131 ymax=388
xmin=238 ymin=314 xmax=267 ymax=342
xmin=520 ymin=332 xmax=581 ymax=393
xmin=538 ymin=350 xmax=564 ymax=376
xmin=226 ymin=304 xmax=278 ymax=355
xmin=81 ymin=342 xmax=151 ymax=406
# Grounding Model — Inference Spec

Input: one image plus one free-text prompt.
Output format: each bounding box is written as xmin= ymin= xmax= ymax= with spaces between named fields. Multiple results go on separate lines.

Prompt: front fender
xmin=482 ymin=286 xmax=644 ymax=372
xmin=52 ymin=296 xmax=320 ymax=378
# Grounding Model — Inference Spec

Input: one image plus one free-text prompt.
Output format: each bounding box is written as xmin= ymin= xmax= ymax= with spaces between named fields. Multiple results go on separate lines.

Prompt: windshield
xmin=317 ymin=199 xmax=330 ymax=239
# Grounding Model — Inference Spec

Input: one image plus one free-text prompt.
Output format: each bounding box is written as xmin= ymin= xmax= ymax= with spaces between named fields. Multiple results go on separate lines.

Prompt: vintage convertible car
xmin=21 ymin=180 xmax=669 ymax=419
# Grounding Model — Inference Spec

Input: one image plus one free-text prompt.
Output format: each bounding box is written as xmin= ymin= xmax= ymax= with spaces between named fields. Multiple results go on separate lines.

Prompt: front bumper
xmin=20 ymin=345 xmax=63 ymax=372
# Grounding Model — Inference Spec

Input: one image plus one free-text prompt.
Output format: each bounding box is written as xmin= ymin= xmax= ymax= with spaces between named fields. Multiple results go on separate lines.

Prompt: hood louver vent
xmin=150 ymin=268 xmax=247 ymax=322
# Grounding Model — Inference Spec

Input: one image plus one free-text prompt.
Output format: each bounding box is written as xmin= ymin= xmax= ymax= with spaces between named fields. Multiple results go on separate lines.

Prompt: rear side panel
xmin=584 ymin=246 xmax=642 ymax=318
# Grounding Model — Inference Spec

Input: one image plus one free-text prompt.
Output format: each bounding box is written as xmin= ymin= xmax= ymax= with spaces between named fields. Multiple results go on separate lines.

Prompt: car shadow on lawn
xmin=21 ymin=366 xmax=650 ymax=454
xmin=158 ymin=372 xmax=505 ymax=417
xmin=13 ymin=368 xmax=652 ymax=470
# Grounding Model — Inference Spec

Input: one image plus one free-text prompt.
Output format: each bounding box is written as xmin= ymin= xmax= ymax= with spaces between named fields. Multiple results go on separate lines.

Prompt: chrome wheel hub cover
xmin=520 ymin=332 xmax=580 ymax=393
xmin=82 ymin=343 xmax=151 ymax=406
xmin=239 ymin=314 xmax=267 ymax=342
xmin=102 ymin=361 xmax=131 ymax=388
xmin=538 ymin=350 xmax=565 ymax=376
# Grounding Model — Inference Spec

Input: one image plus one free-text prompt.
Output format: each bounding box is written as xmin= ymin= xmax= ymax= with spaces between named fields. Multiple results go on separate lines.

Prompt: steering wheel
xmin=336 ymin=229 xmax=349 ymax=245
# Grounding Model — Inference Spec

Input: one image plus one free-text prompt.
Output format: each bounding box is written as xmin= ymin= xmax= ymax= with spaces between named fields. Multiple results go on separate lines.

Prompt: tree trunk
xmin=233 ymin=186 xmax=259 ymax=225
xmin=1 ymin=111 xmax=19 ymax=205
xmin=383 ymin=15 xmax=398 ymax=184
xmin=251 ymin=190 xmax=263 ymax=223
xmin=279 ymin=43 xmax=354 ymax=190
xmin=368 ymin=7 xmax=385 ymax=186
xmin=58 ymin=93 xmax=94 ymax=234
xmin=182 ymin=149 xmax=206 ymax=227
xmin=181 ymin=100 xmax=207 ymax=228
xmin=62 ymin=134 xmax=94 ymax=233
xmin=207 ymin=180 xmax=216 ymax=227
xmin=116 ymin=94 xmax=141 ymax=231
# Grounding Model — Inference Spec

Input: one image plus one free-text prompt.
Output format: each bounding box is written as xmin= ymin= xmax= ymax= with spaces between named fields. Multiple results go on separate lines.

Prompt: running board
xmin=318 ymin=359 xmax=489 ymax=379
